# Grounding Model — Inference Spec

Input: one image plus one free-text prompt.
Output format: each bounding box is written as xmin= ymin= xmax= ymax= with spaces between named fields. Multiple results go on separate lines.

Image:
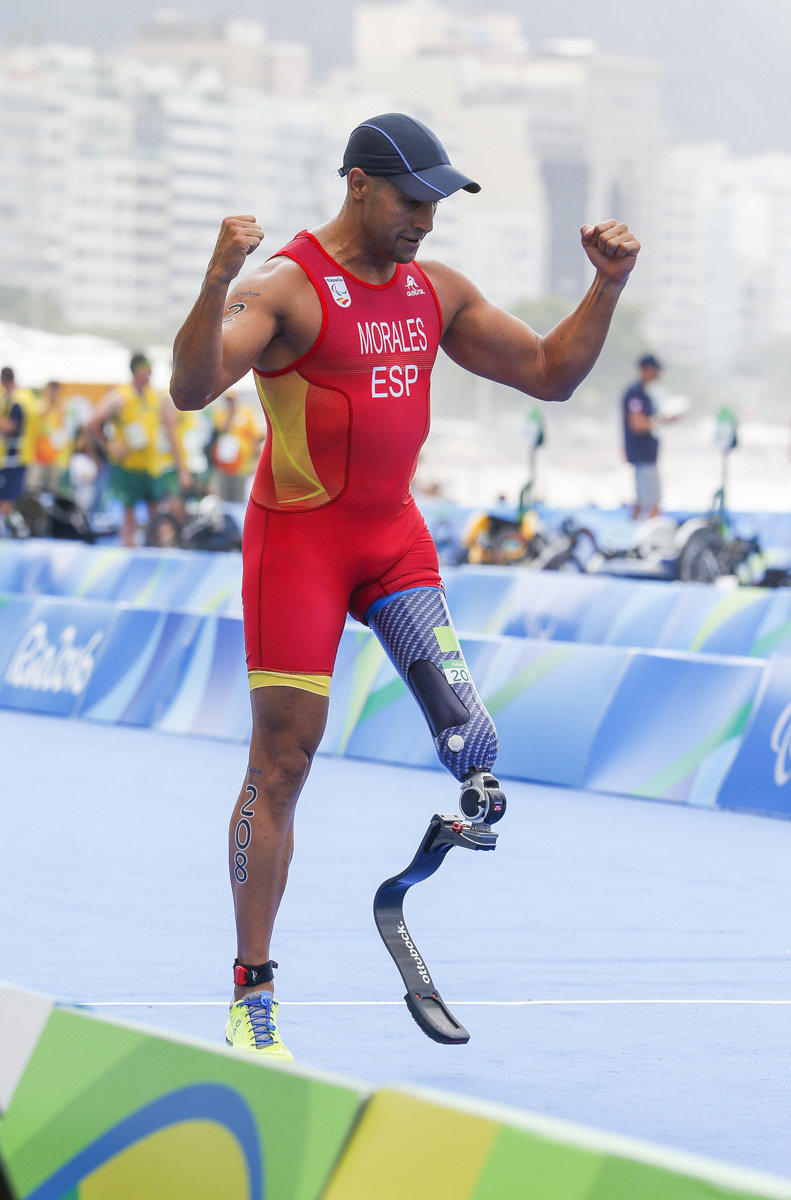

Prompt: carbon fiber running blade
xmin=405 ymin=990 xmax=469 ymax=1044
xmin=373 ymin=814 xmax=496 ymax=1044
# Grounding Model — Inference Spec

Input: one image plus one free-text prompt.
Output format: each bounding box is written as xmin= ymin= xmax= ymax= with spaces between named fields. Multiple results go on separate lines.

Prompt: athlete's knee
xmin=245 ymin=732 xmax=313 ymax=816
xmin=270 ymin=745 xmax=311 ymax=800
xmin=367 ymin=586 xmax=498 ymax=781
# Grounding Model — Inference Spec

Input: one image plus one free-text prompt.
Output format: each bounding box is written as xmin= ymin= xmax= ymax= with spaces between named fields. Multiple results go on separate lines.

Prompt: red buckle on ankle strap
xmin=234 ymin=964 xmax=249 ymax=986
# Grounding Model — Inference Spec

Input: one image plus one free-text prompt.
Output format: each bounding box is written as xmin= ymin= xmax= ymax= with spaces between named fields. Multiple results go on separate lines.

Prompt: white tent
xmin=0 ymin=321 xmax=257 ymax=400
xmin=0 ymin=322 xmax=172 ymax=391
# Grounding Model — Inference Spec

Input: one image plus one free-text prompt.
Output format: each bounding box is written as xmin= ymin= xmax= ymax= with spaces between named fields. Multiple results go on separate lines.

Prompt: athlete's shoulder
xmin=227 ymin=254 xmax=316 ymax=318
xmin=418 ymin=260 xmax=482 ymax=325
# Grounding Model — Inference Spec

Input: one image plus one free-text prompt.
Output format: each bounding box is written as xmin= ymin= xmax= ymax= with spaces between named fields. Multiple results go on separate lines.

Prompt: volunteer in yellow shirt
xmin=211 ymin=390 xmax=264 ymax=503
xmin=28 ymin=381 xmax=73 ymax=494
xmin=87 ymin=353 xmax=190 ymax=547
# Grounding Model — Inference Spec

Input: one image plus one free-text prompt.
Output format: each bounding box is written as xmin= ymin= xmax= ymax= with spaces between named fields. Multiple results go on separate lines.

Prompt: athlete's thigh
xmin=350 ymin=521 xmax=442 ymax=622
xmin=249 ymin=684 xmax=329 ymax=765
xmin=242 ymin=501 xmax=351 ymax=684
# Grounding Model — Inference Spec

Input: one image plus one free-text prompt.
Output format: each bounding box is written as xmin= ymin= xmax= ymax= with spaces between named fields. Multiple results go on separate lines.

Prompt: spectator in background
xmin=622 ymin=353 xmax=678 ymax=519
xmin=210 ymin=390 xmax=264 ymax=504
xmin=28 ymin=381 xmax=72 ymax=495
xmin=86 ymin=352 xmax=190 ymax=546
xmin=0 ymin=366 xmax=28 ymax=522
xmin=176 ymin=404 xmax=215 ymax=499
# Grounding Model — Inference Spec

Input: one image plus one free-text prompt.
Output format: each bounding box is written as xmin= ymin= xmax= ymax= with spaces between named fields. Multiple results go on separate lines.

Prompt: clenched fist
xmin=206 ymin=215 xmax=265 ymax=286
xmin=580 ymin=220 xmax=641 ymax=286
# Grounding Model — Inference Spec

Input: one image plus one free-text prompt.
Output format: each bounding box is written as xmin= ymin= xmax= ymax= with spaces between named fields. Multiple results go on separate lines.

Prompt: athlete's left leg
xmin=352 ymin=528 xmax=502 ymax=810
xmin=367 ymin=585 xmax=499 ymax=780
xmin=359 ymin=542 xmax=506 ymax=1043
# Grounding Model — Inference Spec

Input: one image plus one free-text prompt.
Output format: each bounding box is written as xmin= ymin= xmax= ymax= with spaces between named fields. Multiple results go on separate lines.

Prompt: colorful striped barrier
xmin=2 ymin=540 xmax=791 ymax=657
xmin=0 ymin=986 xmax=363 ymax=1200
xmin=0 ymin=589 xmax=787 ymax=814
xmin=2 ymin=985 xmax=790 ymax=1200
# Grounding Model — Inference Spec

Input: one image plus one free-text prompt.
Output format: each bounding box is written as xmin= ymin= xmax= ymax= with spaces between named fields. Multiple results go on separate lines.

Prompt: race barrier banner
xmin=582 ymin=651 xmax=764 ymax=806
xmin=750 ymin=591 xmax=791 ymax=659
xmin=717 ymin=654 xmax=791 ymax=818
xmin=6 ymin=553 xmax=791 ymax=814
xmin=0 ymin=541 xmax=242 ymax=615
xmin=2 ymin=985 xmax=790 ymax=1200
xmin=323 ymin=1085 xmax=791 ymax=1200
xmin=654 ymin=587 xmax=774 ymax=657
xmin=0 ymin=987 xmax=364 ymax=1200
xmin=78 ymin=608 xmax=205 ymax=729
xmin=4 ymin=541 xmax=791 ymax=657
xmin=153 ymin=614 xmax=250 ymax=742
xmin=5 ymin=540 xmax=791 ymax=656
xmin=0 ymin=589 xmax=786 ymax=812
xmin=0 ymin=596 xmax=119 ymax=719
xmin=325 ymin=632 xmax=634 ymax=788
xmin=443 ymin=568 xmax=789 ymax=658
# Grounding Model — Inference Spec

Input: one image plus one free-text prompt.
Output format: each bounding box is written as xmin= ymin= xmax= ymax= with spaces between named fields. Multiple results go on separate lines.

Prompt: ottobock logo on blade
xmin=325 ymin=275 xmax=351 ymax=307
xmin=770 ymin=701 xmax=791 ymax=786
xmin=405 ymin=274 xmax=424 ymax=297
xmin=396 ymin=921 xmax=432 ymax=985
xmin=4 ymin=622 xmax=103 ymax=695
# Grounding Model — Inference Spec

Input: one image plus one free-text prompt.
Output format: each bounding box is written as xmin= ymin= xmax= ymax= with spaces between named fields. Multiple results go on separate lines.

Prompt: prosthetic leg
xmin=368 ymin=587 xmax=506 ymax=1043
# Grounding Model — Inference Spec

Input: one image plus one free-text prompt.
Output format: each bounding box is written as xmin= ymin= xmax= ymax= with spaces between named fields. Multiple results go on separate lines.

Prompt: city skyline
xmin=2 ymin=0 xmax=790 ymax=410
xmin=2 ymin=0 xmax=790 ymax=156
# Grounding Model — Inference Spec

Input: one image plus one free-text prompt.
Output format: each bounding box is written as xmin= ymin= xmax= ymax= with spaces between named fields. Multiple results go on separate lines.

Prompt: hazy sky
xmin=2 ymin=0 xmax=789 ymax=155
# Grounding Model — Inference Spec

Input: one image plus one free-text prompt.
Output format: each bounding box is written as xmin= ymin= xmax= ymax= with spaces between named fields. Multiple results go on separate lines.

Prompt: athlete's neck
xmin=309 ymin=215 xmax=397 ymax=286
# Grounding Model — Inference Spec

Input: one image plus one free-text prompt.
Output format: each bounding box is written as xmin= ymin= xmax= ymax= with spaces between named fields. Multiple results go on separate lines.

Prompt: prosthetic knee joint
xmin=367 ymin=587 xmax=505 ymax=823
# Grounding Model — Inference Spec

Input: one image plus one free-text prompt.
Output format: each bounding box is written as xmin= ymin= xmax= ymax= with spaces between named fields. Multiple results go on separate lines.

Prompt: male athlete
xmin=170 ymin=113 xmax=641 ymax=1060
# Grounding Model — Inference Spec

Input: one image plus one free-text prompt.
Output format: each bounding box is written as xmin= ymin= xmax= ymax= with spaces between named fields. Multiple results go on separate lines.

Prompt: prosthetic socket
xmin=367 ymin=587 xmax=499 ymax=785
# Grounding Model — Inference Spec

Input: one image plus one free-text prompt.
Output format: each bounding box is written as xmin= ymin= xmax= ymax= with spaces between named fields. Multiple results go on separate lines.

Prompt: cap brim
xmin=388 ymin=163 xmax=480 ymax=201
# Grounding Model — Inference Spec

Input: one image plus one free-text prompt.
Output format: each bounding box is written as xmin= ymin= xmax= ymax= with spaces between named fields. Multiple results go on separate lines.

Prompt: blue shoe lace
xmin=240 ymin=992 xmax=277 ymax=1048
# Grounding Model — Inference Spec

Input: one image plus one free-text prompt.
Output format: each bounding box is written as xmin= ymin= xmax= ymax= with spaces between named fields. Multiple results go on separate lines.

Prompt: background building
xmin=1 ymin=0 xmax=790 ymax=404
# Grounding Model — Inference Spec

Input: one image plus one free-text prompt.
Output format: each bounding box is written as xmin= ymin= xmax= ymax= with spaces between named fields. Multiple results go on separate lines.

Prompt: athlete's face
xmin=367 ymin=178 xmax=437 ymax=264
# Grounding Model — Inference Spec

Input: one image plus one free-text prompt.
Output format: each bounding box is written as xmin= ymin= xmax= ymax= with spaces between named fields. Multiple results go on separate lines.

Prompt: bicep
xmin=214 ymin=288 xmax=278 ymax=397
xmin=441 ymin=293 xmax=544 ymax=393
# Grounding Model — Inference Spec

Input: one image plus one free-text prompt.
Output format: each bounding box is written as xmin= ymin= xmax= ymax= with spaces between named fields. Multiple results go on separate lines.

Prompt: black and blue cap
xmin=339 ymin=112 xmax=481 ymax=202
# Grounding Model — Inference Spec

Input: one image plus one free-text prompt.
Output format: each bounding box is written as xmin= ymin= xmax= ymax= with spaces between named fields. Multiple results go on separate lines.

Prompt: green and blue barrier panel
xmin=1 ymin=542 xmax=791 ymax=815
xmin=2 ymin=984 xmax=790 ymax=1200
xmin=3 ymin=539 xmax=791 ymax=656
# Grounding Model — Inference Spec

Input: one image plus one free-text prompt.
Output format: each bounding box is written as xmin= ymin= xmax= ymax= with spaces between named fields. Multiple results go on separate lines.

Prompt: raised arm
xmin=425 ymin=220 xmax=641 ymax=403
xmin=170 ymin=216 xmax=275 ymax=411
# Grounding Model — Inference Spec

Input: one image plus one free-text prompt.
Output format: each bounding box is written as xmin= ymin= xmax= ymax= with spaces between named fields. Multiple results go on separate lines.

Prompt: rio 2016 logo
xmin=770 ymin=701 xmax=791 ymax=787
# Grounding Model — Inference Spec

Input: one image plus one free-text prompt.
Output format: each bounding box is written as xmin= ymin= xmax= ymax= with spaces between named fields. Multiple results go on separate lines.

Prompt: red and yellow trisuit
xmin=242 ymin=230 xmax=444 ymax=697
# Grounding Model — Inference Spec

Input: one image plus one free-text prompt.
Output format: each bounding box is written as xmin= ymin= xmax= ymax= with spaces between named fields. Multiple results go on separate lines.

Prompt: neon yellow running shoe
xmin=225 ymin=992 xmax=293 ymax=1062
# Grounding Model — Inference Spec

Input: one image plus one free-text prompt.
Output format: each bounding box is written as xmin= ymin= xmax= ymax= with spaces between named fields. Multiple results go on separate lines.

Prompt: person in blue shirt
xmin=622 ymin=353 xmax=673 ymax=519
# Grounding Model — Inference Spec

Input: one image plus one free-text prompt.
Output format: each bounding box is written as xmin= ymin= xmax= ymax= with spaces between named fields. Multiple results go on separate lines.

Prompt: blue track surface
xmin=2 ymin=709 xmax=791 ymax=1175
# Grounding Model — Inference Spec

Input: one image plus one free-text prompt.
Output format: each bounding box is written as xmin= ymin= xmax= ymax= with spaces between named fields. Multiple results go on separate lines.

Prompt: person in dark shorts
xmin=170 ymin=112 xmax=642 ymax=1059
xmin=0 ymin=367 xmax=28 ymax=518
xmin=622 ymin=353 xmax=677 ymax=519
xmin=87 ymin=353 xmax=190 ymax=546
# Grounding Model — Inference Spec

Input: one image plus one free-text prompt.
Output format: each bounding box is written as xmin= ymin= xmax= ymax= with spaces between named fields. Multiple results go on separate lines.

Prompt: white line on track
xmin=77 ymin=999 xmax=791 ymax=1007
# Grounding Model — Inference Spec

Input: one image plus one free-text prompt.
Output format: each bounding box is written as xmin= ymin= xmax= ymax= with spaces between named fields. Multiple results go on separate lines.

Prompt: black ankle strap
xmin=234 ymin=959 xmax=278 ymax=987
